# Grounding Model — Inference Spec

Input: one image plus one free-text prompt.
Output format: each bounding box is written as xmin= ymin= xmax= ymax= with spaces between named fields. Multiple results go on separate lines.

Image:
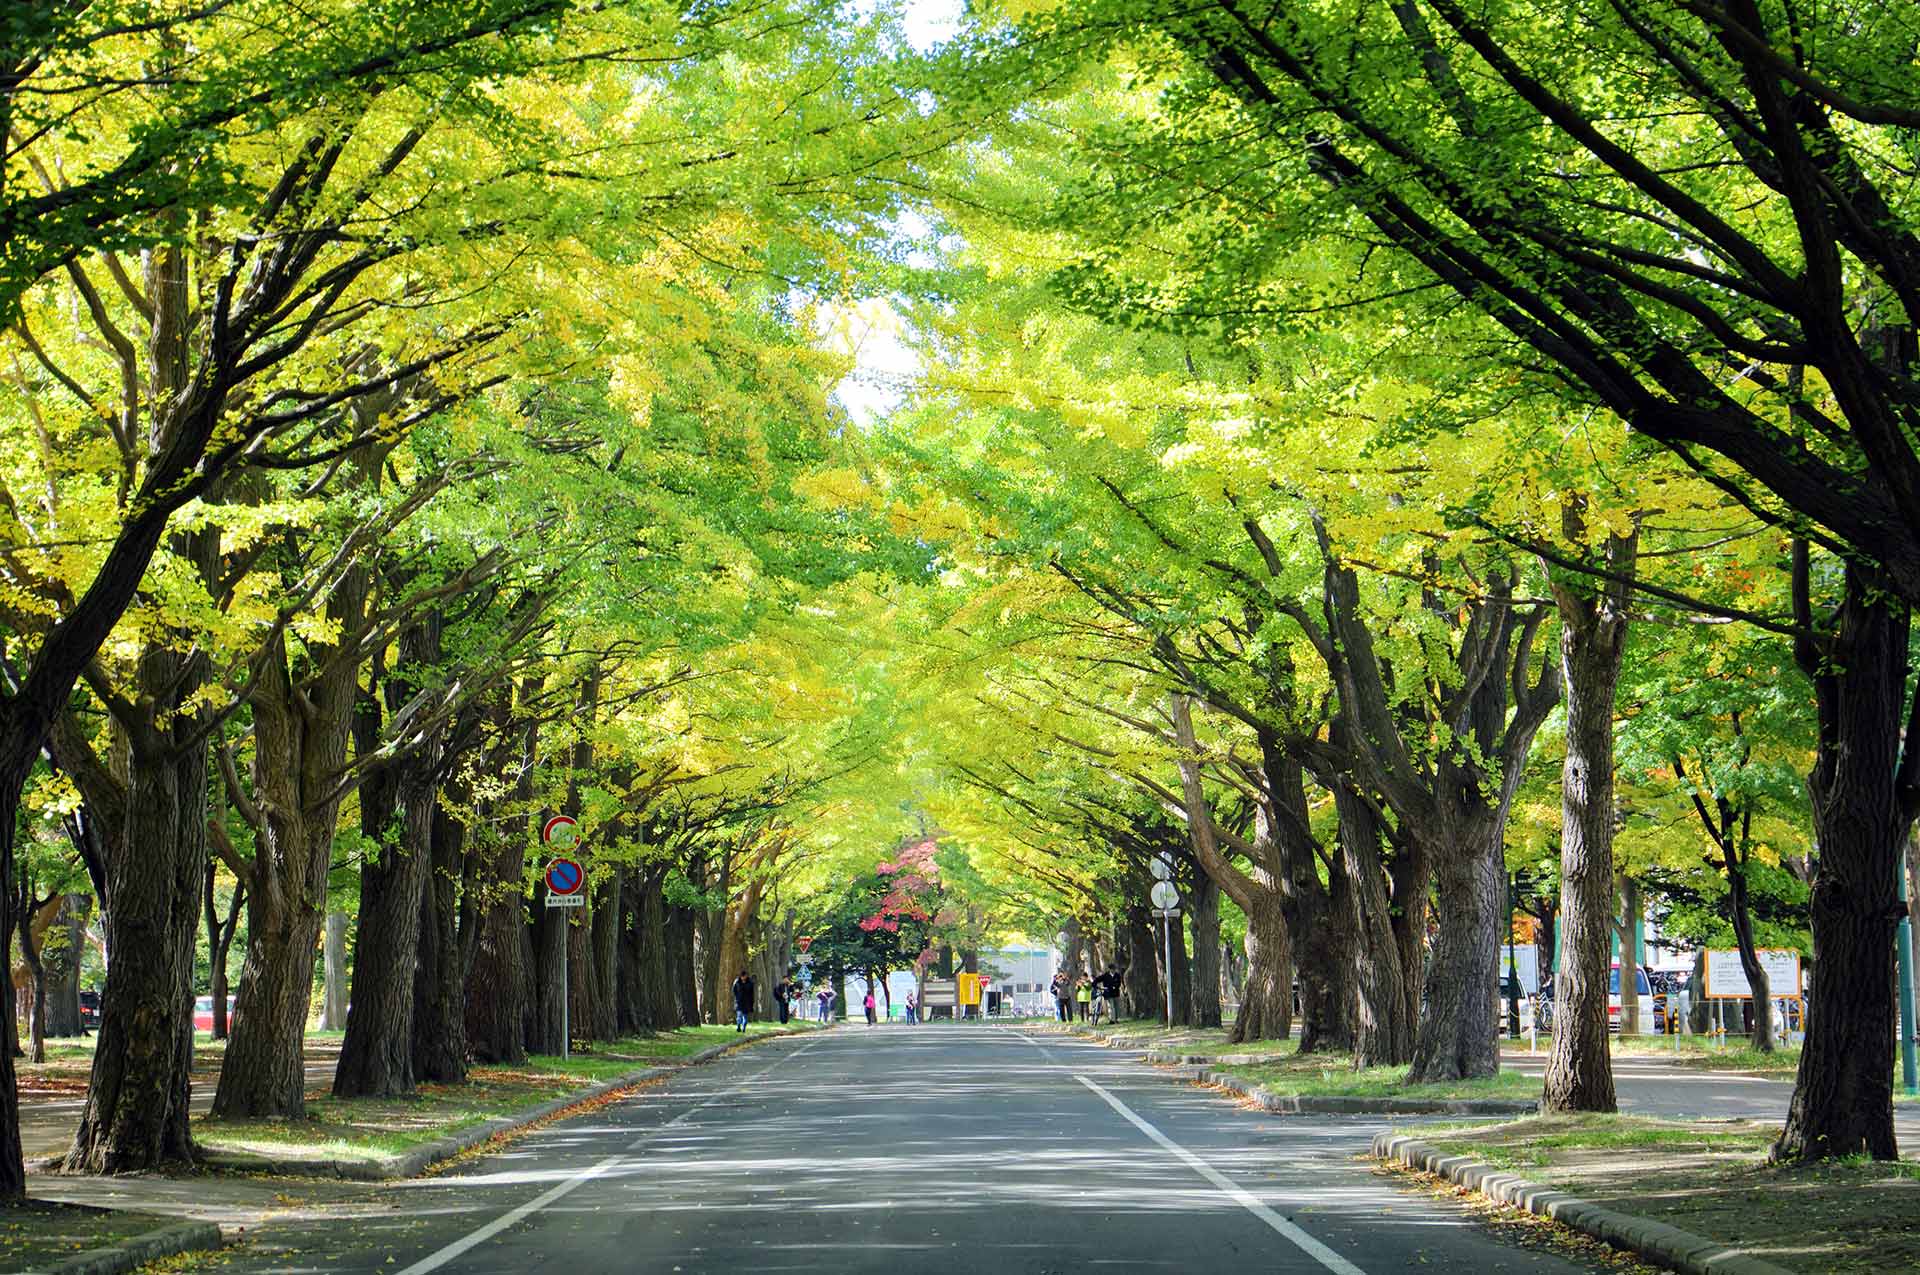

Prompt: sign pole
xmin=1162 ymin=911 xmax=1173 ymax=1027
xmin=561 ymin=927 xmax=570 ymax=1061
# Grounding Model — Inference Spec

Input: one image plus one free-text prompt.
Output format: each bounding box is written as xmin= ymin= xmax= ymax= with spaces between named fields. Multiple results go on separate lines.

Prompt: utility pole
xmin=1898 ymin=841 xmax=1917 ymax=1095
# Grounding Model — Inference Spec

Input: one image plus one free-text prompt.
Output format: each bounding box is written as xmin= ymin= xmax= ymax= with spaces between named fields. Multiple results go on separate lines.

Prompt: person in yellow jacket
xmin=1075 ymin=977 xmax=1092 ymax=1022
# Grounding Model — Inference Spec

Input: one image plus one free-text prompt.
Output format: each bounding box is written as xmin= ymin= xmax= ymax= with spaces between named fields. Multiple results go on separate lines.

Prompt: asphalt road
xmin=209 ymin=1026 xmax=1618 ymax=1275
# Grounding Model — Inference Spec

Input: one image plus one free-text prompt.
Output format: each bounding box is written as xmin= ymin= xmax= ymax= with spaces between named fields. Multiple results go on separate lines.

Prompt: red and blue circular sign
xmin=545 ymin=857 xmax=585 ymax=896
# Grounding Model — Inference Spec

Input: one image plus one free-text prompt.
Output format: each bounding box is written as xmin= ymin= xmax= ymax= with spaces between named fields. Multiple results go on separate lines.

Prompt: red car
xmin=193 ymin=995 xmax=236 ymax=1031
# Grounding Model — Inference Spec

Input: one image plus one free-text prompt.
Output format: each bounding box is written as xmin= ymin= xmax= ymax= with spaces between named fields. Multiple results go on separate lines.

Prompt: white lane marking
xmin=1076 ymin=1074 xmax=1368 ymax=1275
xmin=397 ymin=1037 xmax=818 ymax=1275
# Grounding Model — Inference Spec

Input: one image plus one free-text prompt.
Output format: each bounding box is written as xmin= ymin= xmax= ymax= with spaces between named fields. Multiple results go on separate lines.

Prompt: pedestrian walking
xmin=1052 ymin=972 xmax=1072 ymax=1023
xmin=863 ymin=987 xmax=877 ymax=1025
xmin=731 ymin=970 xmax=755 ymax=1033
xmin=905 ymin=992 xmax=918 ymax=1024
xmin=772 ymin=976 xmax=791 ymax=1024
xmin=818 ymin=985 xmax=835 ymax=1023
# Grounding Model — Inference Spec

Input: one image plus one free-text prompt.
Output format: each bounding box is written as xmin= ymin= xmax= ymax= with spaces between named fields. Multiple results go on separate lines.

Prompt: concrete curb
xmin=1373 ymin=1133 xmax=1797 ymax=1275
xmin=37 ymin=1218 xmax=223 ymax=1275
xmin=198 ymin=1028 xmax=810 ymax=1181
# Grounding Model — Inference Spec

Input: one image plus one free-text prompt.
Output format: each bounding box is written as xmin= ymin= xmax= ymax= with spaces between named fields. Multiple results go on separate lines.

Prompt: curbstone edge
xmin=1374 ymin=1133 xmax=1799 ymax=1275
xmin=42 ymin=1218 xmax=222 ymax=1275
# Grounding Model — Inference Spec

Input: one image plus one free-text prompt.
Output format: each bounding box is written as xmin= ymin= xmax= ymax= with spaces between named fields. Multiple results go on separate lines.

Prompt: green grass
xmin=1418 ymin=1113 xmax=1777 ymax=1171
xmin=1216 ymin=1049 xmax=1539 ymax=1101
xmin=0 ymin=1201 xmax=196 ymax=1271
xmin=194 ymin=1023 xmax=807 ymax=1164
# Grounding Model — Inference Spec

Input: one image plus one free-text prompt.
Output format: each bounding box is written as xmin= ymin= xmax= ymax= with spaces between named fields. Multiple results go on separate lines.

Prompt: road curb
xmin=38 ymin=1218 xmax=223 ymax=1275
xmin=198 ymin=1028 xmax=811 ymax=1181
xmin=1372 ymin=1132 xmax=1797 ymax=1275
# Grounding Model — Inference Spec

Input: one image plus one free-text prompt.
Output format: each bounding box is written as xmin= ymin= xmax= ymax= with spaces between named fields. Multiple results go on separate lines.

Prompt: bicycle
xmin=1090 ymin=991 xmax=1116 ymax=1027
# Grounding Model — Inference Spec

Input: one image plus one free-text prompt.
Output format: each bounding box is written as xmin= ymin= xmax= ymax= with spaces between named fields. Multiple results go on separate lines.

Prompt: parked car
xmin=192 ymin=995 xmax=236 ymax=1032
xmin=1608 ymin=964 xmax=1653 ymax=1032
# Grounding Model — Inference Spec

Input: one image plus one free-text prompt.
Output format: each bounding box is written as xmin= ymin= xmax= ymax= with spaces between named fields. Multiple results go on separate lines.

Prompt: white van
xmin=1608 ymin=965 xmax=1652 ymax=1032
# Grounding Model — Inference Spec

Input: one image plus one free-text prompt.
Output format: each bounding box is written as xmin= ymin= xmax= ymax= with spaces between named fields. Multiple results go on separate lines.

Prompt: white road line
xmin=397 ymin=1037 xmax=818 ymax=1275
xmin=1076 ymin=1074 xmax=1368 ymax=1275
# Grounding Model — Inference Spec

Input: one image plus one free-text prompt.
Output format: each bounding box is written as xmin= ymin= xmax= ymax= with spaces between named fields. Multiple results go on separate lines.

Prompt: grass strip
xmin=1405 ymin=1112 xmax=1920 ymax=1273
xmin=1217 ymin=1048 xmax=1538 ymax=1101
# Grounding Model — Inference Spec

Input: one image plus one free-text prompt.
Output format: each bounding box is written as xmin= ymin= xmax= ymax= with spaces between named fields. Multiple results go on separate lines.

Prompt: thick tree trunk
xmin=1389 ymin=842 xmax=1430 ymax=1044
xmin=1187 ymin=873 xmax=1222 ymax=1027
xmin=1337 ymin=781 xmax=1413 ymax=1067
xmin=1122 ymin=904 xmax=1157 ymax=1019
xmin=589 ymin=870 xmax=622 ymax=1041
xmin=335 ymin=737 xmax=422 ymax=1098
xmin=414 ymin=800 xmax=468 ymax=1083
xmin=66 ymin=735 xmax=204 ymax=1171
xmin=668 ymin=902 xmax=700 ymax=1028
xmin=319 ymin=911 xmax=350 ymax=1032
xmin=43 ymin=895 xmax=87 ymax=1038
xmin=1231 ymin=896 xmax=1293 ymax=1043
xmin=1543 ymin=555 xmax=1631 ymax=1110
xmin=1407 ymin=813 xmax=1503 ymax=1083
xmin=1777 ymin=563 xmax=1907 ymax=1161
xmin=530 ymin=887 xmax=568 ymax=1056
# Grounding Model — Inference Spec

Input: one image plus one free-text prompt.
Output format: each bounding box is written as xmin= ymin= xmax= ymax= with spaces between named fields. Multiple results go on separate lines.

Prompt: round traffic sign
xmin=1149 ymin=854 xmax=1174 ymax=881
xmin=542 ymin=814 xmax=578 ymax=847
xmin=1150 ymin=879 xmax=1180 ymax=910
xmin=545 ymin=857 xmax=586 ymax=896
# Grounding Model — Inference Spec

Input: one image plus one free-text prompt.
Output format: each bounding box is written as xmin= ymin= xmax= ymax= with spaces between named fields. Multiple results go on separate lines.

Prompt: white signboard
xmin=1704 ymin=948 xmax=1802 ymax=999
xmin=1499 ymin=943 xmax=1541 ymax=996
xmin=920 ymin=977 xmax=957 ymax=1008
xmin=544 ymin=893 xmax=586 ymax=908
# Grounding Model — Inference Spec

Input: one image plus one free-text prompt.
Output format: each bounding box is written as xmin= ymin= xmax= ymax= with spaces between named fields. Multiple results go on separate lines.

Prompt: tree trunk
xmin=1157 ymin=908 xmax=1192 ymax=1027
xmin=1407 ymin=812 xmax=1503 ymax=1083
xmin=1187 ymin=872 xmax=1222 ymax=1027
xmin=1337 ymin=780 xmax=1413 ymax=1067
xmin=668 ymin=902 xmax=700 ymax=1028
xmin=1122 ymin=904 xmax=1157 ymax=1019
xmin=1538 ymin=519 xmax=1633 ymax=1108
xmin=66 ymin=732 xmax=205 ymax=1172
xmin=203 ymin=872 xmax=241 ymax=1042
xmin=1614 ymin=875 xmax=1645 ymax=1036
xmin=414 ymin=799 xmax=469 ymax=1082
xmin=1724 ymin=857 xmax=1775 ymax=1051
xmin=1231 ymin=896 xmax=1293 ymax=1043
xmin=530 ymin=883 xmax=568 ymax=1056
xmin=319 ymin=912 xmax=349 ymax=1032
xmin=214 ymin=550 xmax=367 ymax=1119
xmin=17 ymin=892 xmax=47 ymax=1064
xmin=43 ymin=895 xmax=87 ymax=1038
xmin=334 ymin=721 xmax=421 ymax=1098
xmin=590 ymin=869 xmax=622 ymax=1041
xmin=1777 ymin=561 xmax=1907 ymax=1161
xmin=1389 ymin=841 xmax=1430 ymax=1046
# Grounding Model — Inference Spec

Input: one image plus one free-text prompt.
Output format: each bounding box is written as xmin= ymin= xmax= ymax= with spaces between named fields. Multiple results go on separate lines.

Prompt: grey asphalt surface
xmin=202 ymin=1026 xmax=1618 ymax=1275
xmin=1502 ymin=1049 xmax=1920 ymax=1140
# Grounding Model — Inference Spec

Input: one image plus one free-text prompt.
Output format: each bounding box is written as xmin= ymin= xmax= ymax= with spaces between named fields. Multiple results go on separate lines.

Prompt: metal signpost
xmin=542 ymin=815 xmax=585 ymax=1058
xmin=1150 ymin=879 xmax=1180 ymax=1025
xmin=1899 ymin=863 xmax=1918 ymax=1096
